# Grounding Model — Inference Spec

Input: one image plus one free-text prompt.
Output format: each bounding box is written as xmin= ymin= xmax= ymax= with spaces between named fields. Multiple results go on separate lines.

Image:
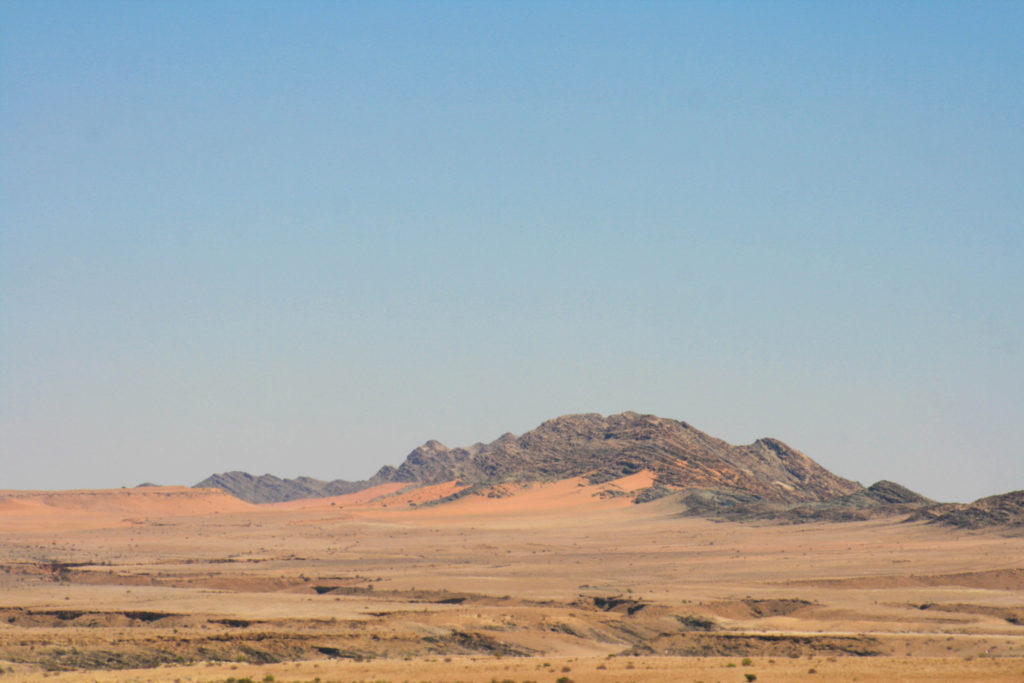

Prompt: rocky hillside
xmin=197 ymin=412 xmax=864 ymax=505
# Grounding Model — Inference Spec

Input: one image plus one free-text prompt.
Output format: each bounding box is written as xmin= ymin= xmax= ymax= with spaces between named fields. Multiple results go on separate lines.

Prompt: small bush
xmin=742 ymin=657 xmax=753 ymax=666
xmin=745 ymin=674 xmax=758 ymax=682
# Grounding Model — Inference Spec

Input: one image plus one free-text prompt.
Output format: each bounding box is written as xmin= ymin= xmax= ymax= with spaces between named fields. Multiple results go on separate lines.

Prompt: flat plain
xmin=1 ymin=480 xmax=1023 ymax=682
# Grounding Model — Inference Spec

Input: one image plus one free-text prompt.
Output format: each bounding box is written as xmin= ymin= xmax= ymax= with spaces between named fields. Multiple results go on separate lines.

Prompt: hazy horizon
xmin=2 ymin=2 xmax=1022 ymax=503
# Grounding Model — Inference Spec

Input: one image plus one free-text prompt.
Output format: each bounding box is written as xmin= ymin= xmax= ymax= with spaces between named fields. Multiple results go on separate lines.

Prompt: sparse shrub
xmin=561 ymin=666 xmax=571 ymax=672
xmin=726 ymin=662 xmax=737 ymax=667
xmin=744 ymin=675 xmax=757 ymax=682
xmin=675 ymin=614 xmax=716 ymax=631
xmin=741 ymin=657 xmax=753 ymax=666
xmin=556 ymin=677 xmax=574 ymax=683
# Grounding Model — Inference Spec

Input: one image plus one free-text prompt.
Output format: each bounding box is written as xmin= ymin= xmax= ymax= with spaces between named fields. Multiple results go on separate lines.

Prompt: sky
xmin=1 ymin=1 xmax=1022 ymax=503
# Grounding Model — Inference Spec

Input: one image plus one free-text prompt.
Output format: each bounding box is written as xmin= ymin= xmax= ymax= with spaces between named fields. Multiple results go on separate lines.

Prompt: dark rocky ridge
xmin=193 ymin=471 xmax=368 ymax=504
xmin=910 ymin=490 xmax=1024 ymax=530
xmin=676 ymin=480 xmax=936 ymax=523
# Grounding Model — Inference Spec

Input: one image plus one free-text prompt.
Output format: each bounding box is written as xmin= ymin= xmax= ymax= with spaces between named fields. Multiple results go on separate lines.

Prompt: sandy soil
xmin=1 ymin=480 xmax=1023 ymax=681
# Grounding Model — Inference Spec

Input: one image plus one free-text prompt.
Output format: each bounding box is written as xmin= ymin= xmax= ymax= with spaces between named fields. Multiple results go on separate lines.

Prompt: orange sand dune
xmin=0 ymin=486 xmax=253 ymax=530
xmin=0 ymin=472 xmax=655 ymax=528
xmin=266 ymin=481 xmax=410 ymax=510
xmin=388 ymin=479 xmax=468 ymax=506
xmin=602 ymin=468 xmax=656 ymax=492
xmin=382 ymin=470 xmax=657 ymax=521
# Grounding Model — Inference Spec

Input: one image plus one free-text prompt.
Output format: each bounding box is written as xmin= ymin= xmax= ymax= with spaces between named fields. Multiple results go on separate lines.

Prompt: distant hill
xmin=677 ymin=480 xmax=936 ymax=523
xmin=193 ymin=471 xmax=368 ymax=504
xmin=911 ymin=490 xmax=1024 ymax=530
xmin=202 ymin=412 xmax=1015 ymax=524
xmin=197 ymin=411 xmax=863 ymax=505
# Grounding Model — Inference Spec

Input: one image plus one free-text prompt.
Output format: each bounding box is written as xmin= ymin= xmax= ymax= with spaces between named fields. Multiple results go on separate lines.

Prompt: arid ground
xmin=2 ymin=479 xmax=1023 ymax=681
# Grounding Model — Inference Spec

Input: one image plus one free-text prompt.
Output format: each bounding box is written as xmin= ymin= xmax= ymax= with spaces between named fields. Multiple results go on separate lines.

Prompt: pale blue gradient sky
xmin=2 ymin=1 xmax=1022 ymax=501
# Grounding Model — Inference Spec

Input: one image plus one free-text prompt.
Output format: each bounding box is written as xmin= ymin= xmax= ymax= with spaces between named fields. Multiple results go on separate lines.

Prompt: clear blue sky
xmin=2 ymin=1 xmax=1021 ymax=502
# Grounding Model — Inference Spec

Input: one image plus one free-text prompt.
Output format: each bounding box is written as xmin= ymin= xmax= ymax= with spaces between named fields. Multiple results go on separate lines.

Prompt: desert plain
xmin=1 ymin=477 xmax=1023 ymax=682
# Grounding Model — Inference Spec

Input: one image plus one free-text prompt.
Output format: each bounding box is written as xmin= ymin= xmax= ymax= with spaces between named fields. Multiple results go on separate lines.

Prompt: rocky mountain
xmin=371 ymin=412 xmax=862 ymax=503
xmin=197 ymin=412 xmax=865 ymax=506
